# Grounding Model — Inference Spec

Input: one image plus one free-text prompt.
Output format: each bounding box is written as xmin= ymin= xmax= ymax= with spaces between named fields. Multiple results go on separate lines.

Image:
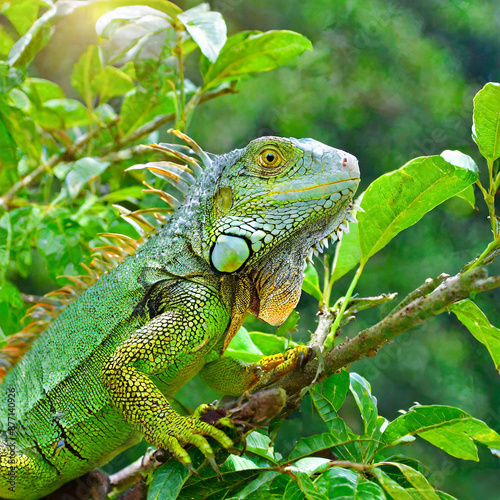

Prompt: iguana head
xmin=202 ymin=136 xmax=360 ymax=324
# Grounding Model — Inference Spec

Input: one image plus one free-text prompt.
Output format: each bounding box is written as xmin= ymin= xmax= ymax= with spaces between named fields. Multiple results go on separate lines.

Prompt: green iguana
xmin=0 ymin=134 xmax=360 ymax=499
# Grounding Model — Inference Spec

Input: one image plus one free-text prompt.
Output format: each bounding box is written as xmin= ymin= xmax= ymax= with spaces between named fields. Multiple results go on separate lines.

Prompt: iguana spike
xmin=0 ymin=322 xmax=49 ymax=381
xmin=153 ymin=212 xmax=169 ymax=224
xmin=80 ymin=262 xmax=100 ymax=281
xmin=112 ymin=204 xmax=156 ymax=237
xmin=129 ymin=207 xmax=173 ymax=216
xmin=345 ymin=212 xmax=358 ymax=223
xmin=99 ymin=233 xmax=139 ymax=254
xmin=47 ymin=285 xmax=79 ymax=298
xmin=148 ymin=143 xmax=203 ymax=177
xmin=59 ymin=275 xmax=88 ymax=288
xmin=142 ymin=181 xmax=181 ymax=209
xmin=126 ymin=163 xmax=195 ymax=194
xmin=168 ymin=129 xmax=212 ymax=168
xmin=90 ymin=258 xmax=116 ymax=273
xmin=145 ymin=166 xmax=191 ymax=195
xmin=24 ymin=303 xmax=57 ymax=320
xmin=93 ymin=245 xmax=130 ymax=260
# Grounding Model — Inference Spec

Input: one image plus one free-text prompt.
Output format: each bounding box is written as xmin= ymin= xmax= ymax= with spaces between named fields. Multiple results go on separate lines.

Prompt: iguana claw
xmin=207 ymin=455 xmax=222 ymax=479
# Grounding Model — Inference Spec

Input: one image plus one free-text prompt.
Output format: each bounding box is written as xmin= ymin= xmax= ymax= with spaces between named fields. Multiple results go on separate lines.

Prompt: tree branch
xmin=275 ymin=266 xmax=500 ymax=408
xmin=0 ymin=119 xmax=117 ymax=208
xmin=109 ymin=448 xmax=168 ymax=496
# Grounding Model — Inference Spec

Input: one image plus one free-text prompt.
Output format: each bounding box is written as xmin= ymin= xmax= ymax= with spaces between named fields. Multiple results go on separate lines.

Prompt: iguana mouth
xmin=264 ymin=176 xmax=360 ymax=198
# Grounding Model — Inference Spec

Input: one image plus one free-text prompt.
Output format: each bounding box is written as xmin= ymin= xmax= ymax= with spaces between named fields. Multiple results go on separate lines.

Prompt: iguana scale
xmin=0 ymin=135 xmax=359 ymax=499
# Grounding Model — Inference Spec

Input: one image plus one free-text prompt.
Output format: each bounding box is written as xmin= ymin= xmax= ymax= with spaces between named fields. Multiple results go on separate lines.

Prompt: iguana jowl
xmin=0 ymin=135 xmax=360 ymax=499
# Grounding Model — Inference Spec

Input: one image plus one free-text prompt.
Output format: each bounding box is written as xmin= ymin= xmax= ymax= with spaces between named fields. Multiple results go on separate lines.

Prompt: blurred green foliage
xmin=1 ymin=0 xmax=500 ymax=498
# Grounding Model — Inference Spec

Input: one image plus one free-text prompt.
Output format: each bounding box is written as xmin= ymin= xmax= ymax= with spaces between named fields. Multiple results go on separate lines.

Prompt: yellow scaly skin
xmin=0 ymin=137 xmax=359 ymax=499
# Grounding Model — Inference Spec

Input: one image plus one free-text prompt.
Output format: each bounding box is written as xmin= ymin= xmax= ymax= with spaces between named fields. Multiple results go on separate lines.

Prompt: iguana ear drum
xmin=211 ymin=234 xmax=250 ymax=273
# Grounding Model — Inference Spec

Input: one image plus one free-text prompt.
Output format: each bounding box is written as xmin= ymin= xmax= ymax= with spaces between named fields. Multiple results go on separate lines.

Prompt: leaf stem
xmin=176 ymin=31 xmax=186 ymax=132
xmin=322 ymin=254 xmax=330 ymax=308
xmin=486 ymin=158 xmax=499 ymax=237
xmin=324 ymin=263 xmax=364 ymax=350
xmin=465 ymin=238 xmax=500 ymax=272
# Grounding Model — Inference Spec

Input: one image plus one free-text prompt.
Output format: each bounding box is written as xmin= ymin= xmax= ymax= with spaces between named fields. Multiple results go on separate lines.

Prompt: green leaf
xmin=180 ymin=466 xmax=266 ymax=499
xmin=63 ymin=158 xmax=110 ymax=200
xmin=0 ymin=281 xmax=25 ymax=336
xmin=440 ymin=150 xmax=478 ymax=208
xmin=382 ymin=405 xmax=500 ymax=461
xmin=0 ymin=113 xmax=17 ymax=169
xmin=71 ymin=45 xmax=102 ymax=108
xmin=371 ymin=468 xmax=414 ymax=500
xmin=35 ymin=98 xmax=88 ymax=129
xmin=147 ymin=461 xmax=190 ymax=500
xmin=248 ymin=331 xmax=286 ymax=355
xmin=454 ymin=185 xmax=475 ymax=208
xmin=93 ymin=103 xmax=118 ymax=125
xmin=202 ymin=30 xmax=312 ymax=90
xmin=349 ymin=372 xmax=378 ymax=436
xmin=302 ymin=261 xmax=322 ymax=301
xmin=0 ymin=97 xmax=40 ymax=161
xmin=0 ymin=26 xmax=14 ymax=59
xmin=9 ymin=206 xmax=41 ymax=279
xmin=315 ymin=468 xmax=386 ymax=500
xmin=292 ymin=471 xmax=329 ymax=500
xmin=246 ymin=431 xmax=277 ymax=461
xmin=7 ymin=0 xmax=180 ymax=69
xmin=93 ymin=66 xmax=135 ymax=103
xmin=96 ymin=6 xmax=176 ymax=65
xmin=377 ymin=462 xmax=439 ymax=500
xmin=7 ymin=5 xmax=57 ymax=67
xmin=276 ymin=309 xmax=299 ymax=337
xmin=36 ymin=219 xmax=83 ymax=279
xmin=231 ymin=471 xmax=279 ymax=500
xmin=358 ymin=155 xmax=479 ymax=264
xmin=331 ymin=209 xmax=361 ymax=283
xmin=23 ymin=77 xmax=65 ymax=104
xmin=284 ymin=474 xmax=323 ymax=500
xmin=297 ymin=373 xmax=362 ymax=462
xmin=7 ymin=88 xmax=32 ymax=112
xmin=289 ymin=432 xmax=344 ymax=461
xmin=0 ymin=213 xmax=12 ymax=284
xmin=287 ymin=457 xmax=331 ymax=476
xmin=436 ymin=492 xmax=459 ymax=500
xmin=119 ymin=88 xmax=175 ymax=138
xmin=225 ymin=326 xmax=263 ymax=363
xmin=100 ymin=186 xmax=144 ymax=203
xmin=311 ymin=371 xmax=350 ymax=422
xmin=472 ymin=82 xmax=500 ymax=161
xmin=449 ymin=299 xmax=500 ymax=372
xmin=223 ymin=453 xmax=272 ymax=471
xmin=2 ymin=0 xmax=50 ymax=37
xmin=178 ymin=3 xmax=227 ymax=63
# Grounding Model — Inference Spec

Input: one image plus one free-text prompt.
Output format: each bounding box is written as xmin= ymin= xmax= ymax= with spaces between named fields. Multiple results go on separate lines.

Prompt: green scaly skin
xmin=0 ymin=136 xmax=359 ymax=499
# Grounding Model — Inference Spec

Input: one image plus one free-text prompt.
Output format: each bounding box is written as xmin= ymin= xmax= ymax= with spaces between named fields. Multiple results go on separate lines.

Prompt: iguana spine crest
xmin=0 ymin=130 xmax=210 ymax=381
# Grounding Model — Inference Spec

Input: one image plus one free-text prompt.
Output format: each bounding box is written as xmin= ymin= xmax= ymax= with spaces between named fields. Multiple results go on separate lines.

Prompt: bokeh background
xmin=16 ymin=0 xmax=500 ymax=497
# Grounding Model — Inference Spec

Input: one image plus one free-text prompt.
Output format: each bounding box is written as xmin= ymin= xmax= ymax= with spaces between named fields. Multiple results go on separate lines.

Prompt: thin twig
xmin=0 ymin=120 xmax=117 ymax=208
xmin=109 ymin=448 xmax=168 ymax=496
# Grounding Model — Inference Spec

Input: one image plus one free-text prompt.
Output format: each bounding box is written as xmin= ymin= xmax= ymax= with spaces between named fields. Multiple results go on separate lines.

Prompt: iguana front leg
xmin=199 ymin=345 xmax=313 ymax=396
xmin=101 ymin=291 xmax=233 ymax=468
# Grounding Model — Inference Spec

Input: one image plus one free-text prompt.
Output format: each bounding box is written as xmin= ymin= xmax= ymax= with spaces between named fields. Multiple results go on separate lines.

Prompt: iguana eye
xmin=258 ymin=148 xmax=283 ymax=168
